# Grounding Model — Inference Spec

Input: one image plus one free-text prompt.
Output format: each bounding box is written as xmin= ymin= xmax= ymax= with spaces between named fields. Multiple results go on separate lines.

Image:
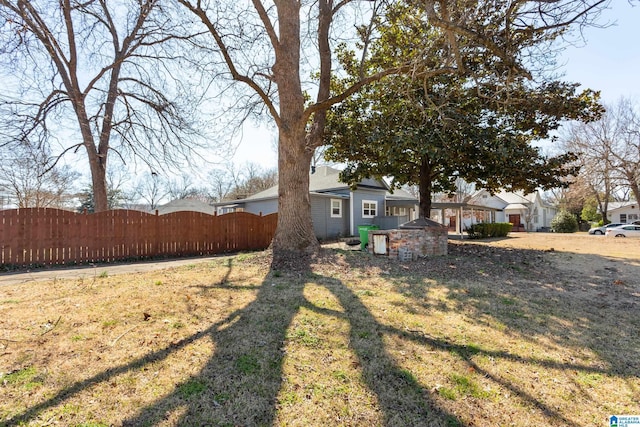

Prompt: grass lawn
xmin=1 ymin=235 xmax=638 ymax=426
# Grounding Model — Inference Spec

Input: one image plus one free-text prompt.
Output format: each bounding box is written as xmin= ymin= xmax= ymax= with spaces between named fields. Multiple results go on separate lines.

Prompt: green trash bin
xmin=358 ymin=225 xmax=379 ymax=250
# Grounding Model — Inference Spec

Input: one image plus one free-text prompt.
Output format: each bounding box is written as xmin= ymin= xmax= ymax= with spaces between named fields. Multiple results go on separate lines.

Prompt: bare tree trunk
xmin=418 ymin=157 xmax=433 ymax=218
xmin=270 ymin=0 xmax=320 ymax=266
xmin=88 ymin=157 xmax=108 ymax=212
xmin=272 ymin=129 xmax=319 ymax=264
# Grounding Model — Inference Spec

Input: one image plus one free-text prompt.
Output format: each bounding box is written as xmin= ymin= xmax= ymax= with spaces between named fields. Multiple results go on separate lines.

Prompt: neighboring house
xmin=154 ymin=198 xmax=216 ymax=215
xmin=605 ymin=201 xmax=640 ymax=224
xmin=213 ymin=166 xmax=418 ymax=240
xmin=465 ymin=189 xmax=558 ymax=231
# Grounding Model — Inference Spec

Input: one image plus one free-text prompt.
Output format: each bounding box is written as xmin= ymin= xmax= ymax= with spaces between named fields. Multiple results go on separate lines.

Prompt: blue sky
xmin=558 ymin=1 xmax=640 ymax=104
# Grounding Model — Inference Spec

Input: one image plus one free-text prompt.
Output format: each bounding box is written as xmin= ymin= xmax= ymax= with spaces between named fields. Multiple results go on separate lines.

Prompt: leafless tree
xmin=208 ymin=168 xmax=236 ymax=203
xmin=564 ymin=98 xmax=640 ymax=219
xmin=207 ymin=162 xmax=278 ymax=202
xmin=0 ymin=0 xmax=204 ymax=213
xmin=0 ymin=144 xmax=79 ymax=209
xmin=134 ymin=172 xmax=169 ymax=210
xmin=178 ymin=0 xmax=609 ymax=264
xmin=547 ymin=175 xmax=593 ymax=214
xmin=606 ymin=99 xmax=640 ymax=203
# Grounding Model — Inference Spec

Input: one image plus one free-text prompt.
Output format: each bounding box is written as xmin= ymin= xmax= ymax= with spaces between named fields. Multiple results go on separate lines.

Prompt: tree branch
xmin=178 ymin=0 xmax=281 ymax=128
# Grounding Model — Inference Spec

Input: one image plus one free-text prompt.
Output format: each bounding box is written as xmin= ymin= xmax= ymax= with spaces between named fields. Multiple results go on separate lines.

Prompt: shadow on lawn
xmin=5 ymin=244 xmax=637 ymax=426
xmin=4 ymin=256 xmax=466 ymax=426
xmin=375 ymin=242 xmax=640 ymax=425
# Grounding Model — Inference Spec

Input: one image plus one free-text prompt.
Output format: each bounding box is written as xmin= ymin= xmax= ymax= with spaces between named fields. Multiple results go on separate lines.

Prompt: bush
xmin=466 ymin=222 xmax=512 ymax=239
xmin=551 ymin=210 xmax=579 ymax=233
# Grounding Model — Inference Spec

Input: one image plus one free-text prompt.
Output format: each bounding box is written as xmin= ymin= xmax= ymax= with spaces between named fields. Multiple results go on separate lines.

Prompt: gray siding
xmin=311 ymin=196 xmax=349 ymax=240
xmin=243 ymin=199 xmax=278 ymax=216
xmin=374 ymin=215 xmax=410 ymax=230
xmin=351 ymin=189 xmax=387 ymax=233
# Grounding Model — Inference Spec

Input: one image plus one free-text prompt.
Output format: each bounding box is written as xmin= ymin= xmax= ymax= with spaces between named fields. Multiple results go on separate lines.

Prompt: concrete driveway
xmin=0 ymin=256 xmax=223 ymax=287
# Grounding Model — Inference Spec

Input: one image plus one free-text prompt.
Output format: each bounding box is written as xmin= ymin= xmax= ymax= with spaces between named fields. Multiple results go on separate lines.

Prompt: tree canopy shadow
xmin=6 ymin=242 xmax=636 ymax=426
xmin=346 ymin=241 xmax=640 ymax=425
xmin=4 ymin=253 xmax=467 ymax=426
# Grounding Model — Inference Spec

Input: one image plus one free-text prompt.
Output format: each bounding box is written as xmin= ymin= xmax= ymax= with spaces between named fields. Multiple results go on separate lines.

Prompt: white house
xmin=464 ymin=190 xmax=558 ymax=231
xmin=605 ymin=201 xmax=640 ymax=224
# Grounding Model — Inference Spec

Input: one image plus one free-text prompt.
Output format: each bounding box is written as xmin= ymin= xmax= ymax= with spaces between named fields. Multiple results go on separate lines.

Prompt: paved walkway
xmin=0 ymin=256 xmax=223 ymax=287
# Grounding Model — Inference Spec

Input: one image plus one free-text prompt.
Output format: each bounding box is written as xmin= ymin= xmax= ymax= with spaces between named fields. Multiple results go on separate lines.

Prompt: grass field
xmin=1 ymin=233 xmax=638 ymax=426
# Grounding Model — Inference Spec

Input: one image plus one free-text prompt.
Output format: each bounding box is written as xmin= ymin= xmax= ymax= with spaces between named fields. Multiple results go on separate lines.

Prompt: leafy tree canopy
xmin=325 ymin=4 xmax=603 ymax=217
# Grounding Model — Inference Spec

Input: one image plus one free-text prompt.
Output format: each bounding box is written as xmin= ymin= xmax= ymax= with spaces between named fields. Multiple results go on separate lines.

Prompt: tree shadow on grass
xmin=4 ymin=254 xmax=467 ymax=427
xmin=351 ymin=242 xmax=640 ymax=425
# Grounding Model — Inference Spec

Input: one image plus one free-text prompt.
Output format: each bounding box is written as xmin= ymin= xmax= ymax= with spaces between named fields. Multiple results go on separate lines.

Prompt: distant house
xmin=464 ymin=189 xmax=558 ymax=231
xmin=605 ymin=201 xmax=640 ymax=224
xmin=213 ymin=166 xmax=418 ymax=240
xmin=154 ymin=199 xmax=216 ymax=215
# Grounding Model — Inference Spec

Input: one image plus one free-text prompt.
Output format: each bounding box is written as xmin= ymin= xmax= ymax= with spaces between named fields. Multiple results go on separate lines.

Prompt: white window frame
xmin=362 ymin=200 xmax=378 ymax=218
xmin=330 ymin=199 xmax=342 ymax=218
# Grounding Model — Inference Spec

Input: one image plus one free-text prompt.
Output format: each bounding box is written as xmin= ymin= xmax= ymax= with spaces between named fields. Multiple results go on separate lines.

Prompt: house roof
xmin=155 ymin=199 xmax=215 ymax=215
xmin=223 ymin=165 xmax=388 ymax=204
xmin=385 ymin=188 xmax=419 ymax=206
xmin=468 ymin=189 xmax=556 ymax=210
xmin=494 ymin=190 xmax=532 ymax=205
xmin=504 ymin=203 xmax=530 ymax=211
xmin=607 ymin=201 xmax=639 ymax=212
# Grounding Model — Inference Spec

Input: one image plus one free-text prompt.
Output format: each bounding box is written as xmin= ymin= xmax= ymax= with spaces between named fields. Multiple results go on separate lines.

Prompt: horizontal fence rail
xmin=0 ymin=208 xmax=277 ymax=268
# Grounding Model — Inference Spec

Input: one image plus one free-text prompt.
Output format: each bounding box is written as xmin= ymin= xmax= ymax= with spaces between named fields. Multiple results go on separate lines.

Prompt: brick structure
xmin=367 ymin=226 xmax=448 ymax=260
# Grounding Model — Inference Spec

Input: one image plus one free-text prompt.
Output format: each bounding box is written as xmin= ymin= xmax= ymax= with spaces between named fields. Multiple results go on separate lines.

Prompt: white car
xmin=588 ymin=223 xmax=624 ymax=235
xmin=605 ymin=224 xmax=640 ymax=238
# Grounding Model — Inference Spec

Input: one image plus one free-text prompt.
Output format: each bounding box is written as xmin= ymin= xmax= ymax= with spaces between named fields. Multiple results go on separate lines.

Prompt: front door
xmin=509 ymin=214 xmax=522 ymax=231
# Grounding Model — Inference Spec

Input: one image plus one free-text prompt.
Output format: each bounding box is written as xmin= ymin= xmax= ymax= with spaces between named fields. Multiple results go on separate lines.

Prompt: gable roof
xmin=228 ymin=165 xmax=388 ymax=203
xmin=494 ymin=190 xmax=531 ymax=205
xmin=607 ymin=201 xmax=639 ymax=212
xmin=466 ymin=189 xmax=559 ymax=211
xmin=155 ymin=198 xmax=215 ymax=215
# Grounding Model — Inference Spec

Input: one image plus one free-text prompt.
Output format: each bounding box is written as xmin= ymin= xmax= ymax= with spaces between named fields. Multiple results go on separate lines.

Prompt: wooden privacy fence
xmin=0 ymin=208 xmax=277 ymax=268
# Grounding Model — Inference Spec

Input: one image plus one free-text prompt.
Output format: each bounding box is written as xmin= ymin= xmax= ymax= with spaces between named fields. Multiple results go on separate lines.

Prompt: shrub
xmin=466 ymin=222 xmax=512 ymax=239
xmin=551 ymin=210 xmax=578 ymax=233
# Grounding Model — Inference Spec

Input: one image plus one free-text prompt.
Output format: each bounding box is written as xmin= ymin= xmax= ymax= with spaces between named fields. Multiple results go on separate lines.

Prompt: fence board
xmin=0 ymin=208 xmax=277 ymax=268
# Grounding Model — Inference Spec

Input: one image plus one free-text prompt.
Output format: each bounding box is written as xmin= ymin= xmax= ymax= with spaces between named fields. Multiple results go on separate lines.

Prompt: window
xmin=330 ymin=199 xmax=342 ymax=218
xmin=362 ymin=200 xmax=377 ymax=218
xmin=385 ymin=206 xmax=406 ymax=216
xmin=621 ymin=214 xmax=627 ymax=223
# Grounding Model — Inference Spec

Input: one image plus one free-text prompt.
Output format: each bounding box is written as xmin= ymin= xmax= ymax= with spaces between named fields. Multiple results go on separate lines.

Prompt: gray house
xmin=214 ymin=166 xmax=418 ymax=240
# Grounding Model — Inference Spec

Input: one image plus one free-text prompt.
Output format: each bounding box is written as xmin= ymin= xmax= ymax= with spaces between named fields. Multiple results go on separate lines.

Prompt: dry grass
xmin=1 ymin=234 xmax=639 ymax=426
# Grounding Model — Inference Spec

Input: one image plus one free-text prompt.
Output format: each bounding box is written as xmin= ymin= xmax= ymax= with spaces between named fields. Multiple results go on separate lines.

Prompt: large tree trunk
xmin=76 ymin=103 xmax=109 ymax=212
xmin=418 ymin=157 xmax=433 ymax=218
xmin=270 ymin=0 xmax=320 ymax=267
xmin=88 ymin=154 xmax=108 ymax=212
xmin=271 ymin=129 xmax=319 ymax=266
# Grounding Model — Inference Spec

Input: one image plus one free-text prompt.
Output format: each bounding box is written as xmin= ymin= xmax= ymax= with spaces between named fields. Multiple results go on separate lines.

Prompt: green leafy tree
xmin=77 ymin=186 xmax=125 ymax=213
xmin=325 ymin=5 xmax=602 ymax=218
xmin=551 ymin=210 xmax=579 ymax=233
xmin=580 ymin=197 xmax=602 ymax=223
xmin=326 ymin=74 xmax=601 ymax=217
